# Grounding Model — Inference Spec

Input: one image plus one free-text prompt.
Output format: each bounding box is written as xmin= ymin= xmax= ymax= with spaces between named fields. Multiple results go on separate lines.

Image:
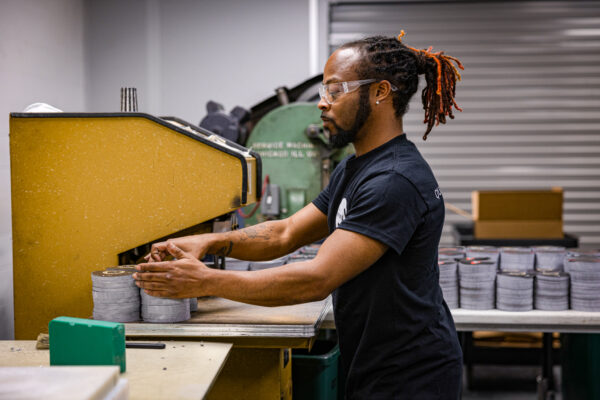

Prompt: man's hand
xmin=144 ymin=235 xmax=214 ymax=262
xmin=135 ymin=242 xmax=211 ymax=298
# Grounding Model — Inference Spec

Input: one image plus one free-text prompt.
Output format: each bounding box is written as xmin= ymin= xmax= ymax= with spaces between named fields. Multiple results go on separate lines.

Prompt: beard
xmin=326 ymin=88 xmax=372 ymax=148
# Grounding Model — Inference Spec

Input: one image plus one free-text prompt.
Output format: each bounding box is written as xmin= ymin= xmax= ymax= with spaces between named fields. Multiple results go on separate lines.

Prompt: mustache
xmin=320 ymin=114 xmax=333 ymax=121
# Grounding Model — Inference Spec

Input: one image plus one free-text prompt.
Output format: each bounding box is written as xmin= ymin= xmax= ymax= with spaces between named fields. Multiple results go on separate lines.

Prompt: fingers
xmin=135 ymin=279 xmax=172 ymax=296
xmin=166 ymin=242 xmax=192 ymax=260
xmin=145 ymin=242 xmax=168 ymax=262
xmin=135 ymin=280 xmax=186 ymax=299
xmin=133 ymin=272 xmax=170 ymax=282
xmin=135 ymin=262 xmax=172 ymax=272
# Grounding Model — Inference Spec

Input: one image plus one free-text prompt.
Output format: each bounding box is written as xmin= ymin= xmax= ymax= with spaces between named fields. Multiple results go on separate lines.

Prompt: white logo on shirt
xmin=335 ymin=198 xmax=348 ymax=228
xmin=434 ymin=187 xmax=442 ymax=199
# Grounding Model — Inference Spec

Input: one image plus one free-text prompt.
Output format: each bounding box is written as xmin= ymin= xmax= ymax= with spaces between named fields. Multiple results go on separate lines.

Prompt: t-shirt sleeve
xmin=337 ymin=172 xmax=427 ymax=255
xmin=312 ymin=182 xmax=330 ymax=215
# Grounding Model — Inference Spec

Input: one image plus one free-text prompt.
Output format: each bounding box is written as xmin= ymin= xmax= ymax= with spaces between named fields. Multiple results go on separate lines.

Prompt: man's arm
xmin=147 ymin=203 xmax=329 ymax=262
xmin=135 ymin=226 xmax=388 ymax=306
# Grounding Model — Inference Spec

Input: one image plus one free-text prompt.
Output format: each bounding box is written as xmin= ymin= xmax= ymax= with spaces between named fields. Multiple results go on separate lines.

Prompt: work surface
xmin=322 ymin=298 xmax=600 ymax=333
xmin=126 ymin=297 xmax=330 ymax=340
xmin=0 ymin=340 xmax=232 ymax=400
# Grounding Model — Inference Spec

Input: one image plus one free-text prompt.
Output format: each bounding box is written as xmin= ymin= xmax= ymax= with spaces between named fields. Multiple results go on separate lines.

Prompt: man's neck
xmin=353 ymin=118 xmax=404 ymax=157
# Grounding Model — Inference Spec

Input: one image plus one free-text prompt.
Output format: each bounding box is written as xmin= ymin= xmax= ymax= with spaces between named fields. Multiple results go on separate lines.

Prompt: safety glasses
xmin=318 ymin=79 xmax=398 ymax=105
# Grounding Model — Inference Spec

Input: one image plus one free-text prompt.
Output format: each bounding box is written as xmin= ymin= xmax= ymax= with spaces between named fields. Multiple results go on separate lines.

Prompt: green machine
xmin=241 ymin=103 xmax=350 ymax=224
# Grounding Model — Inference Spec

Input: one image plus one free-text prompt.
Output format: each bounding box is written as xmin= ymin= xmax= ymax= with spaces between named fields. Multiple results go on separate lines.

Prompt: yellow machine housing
xmin=10 ymin=113 xmax=261 ymax=339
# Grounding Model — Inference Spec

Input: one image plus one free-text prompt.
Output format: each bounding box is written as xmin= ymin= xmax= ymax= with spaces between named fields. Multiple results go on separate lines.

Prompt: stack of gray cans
xmin=534 ymin=246 xmax=566 ymax=272
xmin=535 ymin=272 xmax=569 ymax=311
xmin=249 ymin=256 xmax=288 ymax=271
xmin=500 ymin=247 xmax=534 ymax=272
xmin=465 ymin=246 xmax=500 ymax=267
xmin=92 ymin=269 xmax=140 ymax=322
xmin=458 ymin=259 xmax=497 ymax=310
xmin=496 ymin=271 xmax=534 ymax=311
xmin=141 ymin=291 xmax=191 ymax=323
xmin=566 ymin=256 xmax=600 ymax=311
xmin=224 ymin=258 xmax=251 ymax=271
xmin=438 ymin=260 xmax=459 ymax=309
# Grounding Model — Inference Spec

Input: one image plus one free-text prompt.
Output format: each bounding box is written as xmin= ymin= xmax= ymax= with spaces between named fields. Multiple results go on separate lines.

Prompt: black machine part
xmin=200 ymin=74 xmax=323 ymax=147
xmin=199 ymin=100 xmax=250 ymax=144
xmin=248 ymin=74 xmax=323 ymax=129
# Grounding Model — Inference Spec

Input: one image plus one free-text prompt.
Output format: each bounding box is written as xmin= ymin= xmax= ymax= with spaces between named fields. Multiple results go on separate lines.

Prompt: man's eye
xmin=329 ymin=84 xmax=343 ymax=93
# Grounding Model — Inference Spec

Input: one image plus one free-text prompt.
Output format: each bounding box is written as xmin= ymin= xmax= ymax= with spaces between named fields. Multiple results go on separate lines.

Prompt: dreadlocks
xmin=340 ymin=30 xmax=464 ymax=140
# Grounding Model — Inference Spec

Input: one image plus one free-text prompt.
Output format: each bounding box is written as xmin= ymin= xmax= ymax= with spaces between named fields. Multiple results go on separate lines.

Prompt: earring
xmin=376 ymin=100 xmax=380 ymax=105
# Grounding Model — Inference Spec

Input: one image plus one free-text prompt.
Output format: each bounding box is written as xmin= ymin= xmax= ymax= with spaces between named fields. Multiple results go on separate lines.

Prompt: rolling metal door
xmin=328 ymin=1 xmax=600 ymax=246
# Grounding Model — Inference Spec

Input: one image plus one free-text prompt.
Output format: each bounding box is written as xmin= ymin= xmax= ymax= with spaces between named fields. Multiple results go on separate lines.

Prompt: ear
xmin=374 ymin=80 xmax=394 ymax=104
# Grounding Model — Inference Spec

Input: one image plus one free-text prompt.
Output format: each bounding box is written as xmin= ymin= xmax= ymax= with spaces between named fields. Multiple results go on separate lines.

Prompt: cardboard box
xmin=472 ymin=188 xmax=563 ymax=239
xmin=474 ymin=220 xmax=563 ymax=239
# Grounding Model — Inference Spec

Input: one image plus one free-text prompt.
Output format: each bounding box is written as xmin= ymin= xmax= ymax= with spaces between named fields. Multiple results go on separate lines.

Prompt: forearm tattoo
xmin=238 ymin=223 xmax=274 ymax=241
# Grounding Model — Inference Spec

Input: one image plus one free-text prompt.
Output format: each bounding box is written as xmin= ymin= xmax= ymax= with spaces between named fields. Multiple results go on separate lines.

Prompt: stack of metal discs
xmin=566 ymin=249 xmax=600 ymax=257
xmin=566 ymin=256 xmax=600 ymax=311
xmin=438 ymin=260 xmax=459 ymax=309
xmin=107 ymin=265 xmax=138 ymax=273
xmin=535 ymin=271 xmax=570 ymax=310
xmin=440 ymin=246 xmax=465 ymax=253
xmin=189 ymin=297 xmax=198 ymax=313
xmin=92 ymin=270 xmax=140 ymax=322
xmin=465 ymin=246 xmax=500 ymax=268
xmin=534 ymin=246 xmax=566 ymax=272
xmin=458 ymin=260 xmax=497 ymax=309
xmin=224 ymin=258 xmax=251 ymax=271
xmin=496 ymin=271 xmax=534 ymax=311
xmin=287 ymin=253 xmax=315 ymax=264
xmin=141 ymin=290 xmax=190 ymax=323
xmin=300 ymin=245 xmax=321 ymax=257
xmin=565 ymin=249 xmax=600 ymax=273
xmin=500 ymin=247 xmax=534 ymax=272
xmin=249 ymin=256 xmax=288 ymax=271
xmin=438 ymin=247 xmax=465 ymax=261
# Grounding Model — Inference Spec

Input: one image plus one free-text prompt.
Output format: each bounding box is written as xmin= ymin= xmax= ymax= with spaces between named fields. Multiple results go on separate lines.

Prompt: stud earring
xmin=376 ymin=100 xmax=380 ymax=105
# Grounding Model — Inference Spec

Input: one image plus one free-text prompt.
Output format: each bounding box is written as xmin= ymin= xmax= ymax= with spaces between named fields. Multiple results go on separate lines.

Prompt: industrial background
xmin=1 ymin=2 xmax=600 ymax=398
xmin=2 ymin=0 xmax=600 ymax=340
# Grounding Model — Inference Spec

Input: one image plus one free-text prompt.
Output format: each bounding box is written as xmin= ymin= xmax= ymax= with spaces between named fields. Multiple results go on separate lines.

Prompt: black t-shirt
xmin=313 ymin=134 xmax=462 ymax=399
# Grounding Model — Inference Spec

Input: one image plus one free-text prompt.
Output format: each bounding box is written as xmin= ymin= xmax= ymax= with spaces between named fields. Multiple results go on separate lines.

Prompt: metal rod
xmin=120 ymin=88 xmax=124 ymax=112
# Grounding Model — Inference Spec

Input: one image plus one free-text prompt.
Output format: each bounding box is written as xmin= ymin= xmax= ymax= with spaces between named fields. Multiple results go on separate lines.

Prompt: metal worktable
xmin=322 ymin=297 xmax=600 ymax=332
xmin=322 ymin=297 xmax=600 ymax=398
xmin=124 ymin=296 xmax=330 ymax=400
xmin=126 ymin=296 xmax=330 ymax=341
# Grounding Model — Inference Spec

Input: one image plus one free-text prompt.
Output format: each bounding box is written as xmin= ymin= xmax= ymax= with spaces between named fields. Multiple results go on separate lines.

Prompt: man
xmin=135 ymin=33 xmax=464 ymax=399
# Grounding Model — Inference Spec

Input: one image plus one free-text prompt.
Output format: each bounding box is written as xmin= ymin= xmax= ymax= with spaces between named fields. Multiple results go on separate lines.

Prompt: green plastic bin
xmin=293 ymin=340 xmax=340 ymax=400
xmin=561 ymin=333 xmax=600 ymax=400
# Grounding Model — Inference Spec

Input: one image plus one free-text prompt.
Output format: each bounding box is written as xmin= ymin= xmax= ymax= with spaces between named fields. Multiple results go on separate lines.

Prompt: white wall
xmin=0 ymin=0 xmax=311 ymax=339
xmin=0 ymin=0 xmax=87 ymax=339
xmin=86 ymin=0 xmax=311 ymax=121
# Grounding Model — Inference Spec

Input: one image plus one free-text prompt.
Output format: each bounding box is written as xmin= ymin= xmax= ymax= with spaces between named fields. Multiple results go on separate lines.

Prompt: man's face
xmin=319 ymin=48 xmax=373 ymax=148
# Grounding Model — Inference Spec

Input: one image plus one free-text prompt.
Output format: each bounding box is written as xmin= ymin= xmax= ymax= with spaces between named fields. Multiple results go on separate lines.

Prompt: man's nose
xmin=318 ymin=97 xmax=330 ymax=111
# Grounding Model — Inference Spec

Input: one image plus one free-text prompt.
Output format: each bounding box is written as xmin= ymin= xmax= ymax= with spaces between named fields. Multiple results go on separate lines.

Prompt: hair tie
xmin=397 ymin=30 xmax=406 ymax=42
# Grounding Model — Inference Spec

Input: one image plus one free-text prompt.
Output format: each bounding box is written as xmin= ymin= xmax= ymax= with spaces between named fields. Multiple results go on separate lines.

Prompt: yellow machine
xmin=10 ymin=112 xmax=261 ymax=339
